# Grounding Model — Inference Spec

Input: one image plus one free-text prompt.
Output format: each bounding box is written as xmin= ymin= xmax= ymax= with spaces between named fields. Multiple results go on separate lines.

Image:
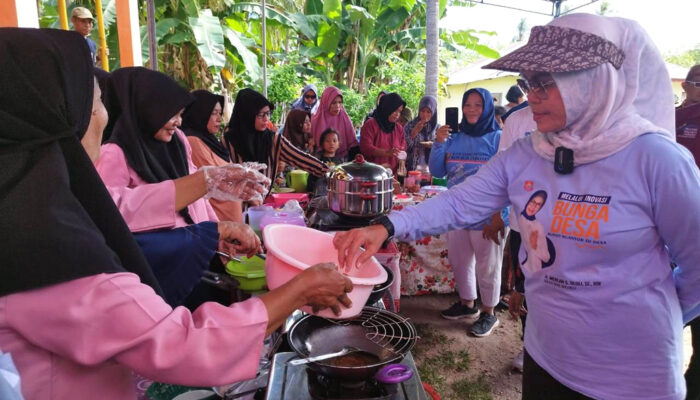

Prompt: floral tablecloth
xmin=392 ymin=200 xmax=456 ymax=296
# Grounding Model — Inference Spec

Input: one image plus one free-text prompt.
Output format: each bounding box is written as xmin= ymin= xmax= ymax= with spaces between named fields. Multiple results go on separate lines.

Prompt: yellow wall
xmin=437 ymin=76 xmax=518 ymax=124
xmin=672 ymin=81 xmax=685 ymax=106
xmin=439 ymin=77 xmax=687 ymax=123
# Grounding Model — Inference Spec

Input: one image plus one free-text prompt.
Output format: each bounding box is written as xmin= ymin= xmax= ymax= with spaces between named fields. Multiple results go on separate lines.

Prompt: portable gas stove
xmin=308 ymin=204 xmax=374 ymax=232
xmin=265 ymin=352 xmax=427 ymax=400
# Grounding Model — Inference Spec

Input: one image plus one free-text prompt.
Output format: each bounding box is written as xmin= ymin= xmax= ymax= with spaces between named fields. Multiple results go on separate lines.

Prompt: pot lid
xmin=330 ymin=154 xmax=393 ymax=181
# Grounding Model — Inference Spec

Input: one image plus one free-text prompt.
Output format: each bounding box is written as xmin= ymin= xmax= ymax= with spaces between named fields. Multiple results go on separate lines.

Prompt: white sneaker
xmin=512 ymin=349 xmax=524 ymax=372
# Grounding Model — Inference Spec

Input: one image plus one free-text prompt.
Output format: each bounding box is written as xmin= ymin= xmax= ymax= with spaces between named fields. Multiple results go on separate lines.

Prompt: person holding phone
xmin=428 ymin=88 xmax=508 ymax=337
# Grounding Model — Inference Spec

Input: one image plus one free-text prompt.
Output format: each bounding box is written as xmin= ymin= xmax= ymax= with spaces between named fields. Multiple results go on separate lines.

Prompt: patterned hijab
xmin=488 ymin=14 xmax=675 ymax=166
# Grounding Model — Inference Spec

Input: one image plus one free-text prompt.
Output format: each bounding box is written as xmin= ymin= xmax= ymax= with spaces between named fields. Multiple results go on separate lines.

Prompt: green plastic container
xmin=432 ymin=177 xmax=447 ymax=187
xmin=225 ymin=255 xmax=266 ymax=292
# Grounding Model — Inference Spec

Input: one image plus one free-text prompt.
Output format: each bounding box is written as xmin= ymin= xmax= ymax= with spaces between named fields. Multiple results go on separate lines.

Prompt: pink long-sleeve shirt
xmin=96 ymin=129 xmax=218 ymax=233
xmin=0 ymin=273 xmax=268 ymax=400
xmin=359 ymin=118 xmax=406 ymax=173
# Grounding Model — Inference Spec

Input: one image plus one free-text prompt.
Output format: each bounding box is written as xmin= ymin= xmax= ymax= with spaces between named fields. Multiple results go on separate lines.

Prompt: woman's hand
xmin=410 ymin=120 xmax=426 ymax=139
xmin=333 ymin=225 xmax=388 ymax=272
xmin=296 ymin=263 xmax=353 ymax=316
xmin=218 ymin=221 xmax=261 ymax=257
xmin=435 ymin=125 xmax=451 ymax=143
xmin=202 ymin=164 xmax=271 ymax=203
xmin=482 ymin=213 xmax=505 ymax=244
xmin=508 ymin=290 xmax=527 ymax=320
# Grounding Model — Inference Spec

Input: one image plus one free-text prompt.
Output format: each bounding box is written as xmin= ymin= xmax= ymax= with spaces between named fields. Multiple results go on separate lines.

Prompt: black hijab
xmin=182 ymin=89 xmax=230 ymax=162
xmin=0 ymin=28 xmax=162 ymax=297
xmin=374 ymin=92 xmax=406 ymax=133
xmin=224 ymin=88 xmax=275 ymax=165
xmin=104 ymin=67 xmax=195 ymax=223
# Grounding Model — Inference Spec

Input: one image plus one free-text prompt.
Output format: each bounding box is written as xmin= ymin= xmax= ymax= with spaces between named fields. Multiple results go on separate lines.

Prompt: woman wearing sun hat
xmin=334 ymin=14 xmax=700 ymax=400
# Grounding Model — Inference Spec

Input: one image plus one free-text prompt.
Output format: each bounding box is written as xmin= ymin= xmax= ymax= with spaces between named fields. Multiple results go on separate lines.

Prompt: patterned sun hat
xmin=483 ymin=24 xmax=625 ymax=73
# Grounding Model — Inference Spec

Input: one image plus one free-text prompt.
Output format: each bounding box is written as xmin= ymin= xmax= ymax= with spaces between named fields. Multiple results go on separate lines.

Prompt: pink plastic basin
xmin=263 ymin=224 xmax=387 ymax=319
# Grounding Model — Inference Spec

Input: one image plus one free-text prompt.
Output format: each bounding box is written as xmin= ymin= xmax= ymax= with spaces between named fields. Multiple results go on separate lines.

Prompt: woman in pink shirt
xmin=360 ymin=92 xmax=407 ymax=173
xmin=0 ymin=28 xmax=352 ymax=400
xmin=95 ymin=67 xmax=271 ymax=307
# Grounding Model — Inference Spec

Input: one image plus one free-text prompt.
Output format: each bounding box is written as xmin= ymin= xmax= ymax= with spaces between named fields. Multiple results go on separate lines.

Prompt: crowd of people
xmin=0 ymin=10 xmax=699 ymax=400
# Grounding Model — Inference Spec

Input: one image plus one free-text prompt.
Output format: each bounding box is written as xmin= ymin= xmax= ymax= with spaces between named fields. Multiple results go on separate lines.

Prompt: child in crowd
xmin=310 ymin=128 xmax=346 ymax=196
xmin=316 ymin=128 xmax=345 ymax=166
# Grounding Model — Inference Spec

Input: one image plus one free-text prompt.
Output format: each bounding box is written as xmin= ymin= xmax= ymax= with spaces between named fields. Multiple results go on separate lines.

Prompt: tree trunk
xmin=425 ymin=0 xmax=439 ymax=98
xmin=347 ymin=25 xmax=359 ymax=89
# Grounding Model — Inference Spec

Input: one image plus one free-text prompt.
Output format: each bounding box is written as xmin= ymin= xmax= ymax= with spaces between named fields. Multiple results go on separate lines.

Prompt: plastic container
xmin=432 ymin=177 xmax=447 ymax=187
xmin=259 ymin=212 xmax=306 ymax=232
xmin=405 ymin=171 xmax=421 ymax=188
xmin=263 ymin=224 xmax=387 ymax=319
xmin=419 ymin=185 xmax=448 ymax=196
xmin=268 ymin=193 xmax=309 ymax=209
xmin=242 ymin=205 xmax=274 ymax=234
xmin=225 ymin=255 xmax=266 ymax=292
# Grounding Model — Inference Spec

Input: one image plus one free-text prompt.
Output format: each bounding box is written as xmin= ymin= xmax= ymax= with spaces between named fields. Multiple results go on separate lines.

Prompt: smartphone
xmin=445 ymin=107 xmax=459 ymax=132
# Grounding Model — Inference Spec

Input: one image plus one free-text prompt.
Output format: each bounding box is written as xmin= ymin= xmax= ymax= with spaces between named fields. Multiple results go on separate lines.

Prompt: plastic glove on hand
xmin=203 ymin=164 xmax=271 ymax=203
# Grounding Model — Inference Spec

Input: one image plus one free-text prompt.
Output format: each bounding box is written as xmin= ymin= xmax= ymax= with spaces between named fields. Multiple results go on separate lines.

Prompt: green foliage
xmin=267 ymin=63 xmax=302 ymax=121
xmin=375 ymin=54 xmax=425 ymax=114
xmin=341 ymin=89 xmax=369 ymax=128
xmin=666 ymin=46 xmax=700 ymax=69
xmin=38 ymin=0 xmax=497 ymax=108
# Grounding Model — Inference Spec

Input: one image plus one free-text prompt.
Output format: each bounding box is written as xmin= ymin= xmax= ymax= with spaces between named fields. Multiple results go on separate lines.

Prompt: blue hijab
xmin=459 ymin=88 xmax=501 ymax=137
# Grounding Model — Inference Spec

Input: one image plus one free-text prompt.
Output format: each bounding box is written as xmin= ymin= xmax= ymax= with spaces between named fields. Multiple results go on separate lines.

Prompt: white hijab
xmin=531 ymin=14 xmax=675 ymax=166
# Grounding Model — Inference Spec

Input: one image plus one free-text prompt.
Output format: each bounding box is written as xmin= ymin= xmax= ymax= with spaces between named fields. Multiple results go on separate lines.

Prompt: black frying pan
xmin=287 ymin=308 xmax=417 ymax=381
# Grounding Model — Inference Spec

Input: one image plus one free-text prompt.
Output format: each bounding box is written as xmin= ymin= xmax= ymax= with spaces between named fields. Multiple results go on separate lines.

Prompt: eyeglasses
xmin=304 ymin=94 xmax=317 ymax=99
xmin=256 ymin=111 xmax=272 ymax=120
xmin=686 ymin=81 xmax=700 ymax=88
xmin=517 ymin=74 xmax=558 ymax=100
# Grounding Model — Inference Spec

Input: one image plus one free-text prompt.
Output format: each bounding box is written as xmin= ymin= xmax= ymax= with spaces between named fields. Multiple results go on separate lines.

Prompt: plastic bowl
xmin=224 ymin=255 xmax=266 ymax=292
xmin=268 ymin=193 xmax=309 ymax=208
xmin=263 ymin=224 xmax=387 ymax=319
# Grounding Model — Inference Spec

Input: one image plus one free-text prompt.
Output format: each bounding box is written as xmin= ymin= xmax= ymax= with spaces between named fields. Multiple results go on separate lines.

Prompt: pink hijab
xmin=310 ymin=86 xmax=357 ymax=158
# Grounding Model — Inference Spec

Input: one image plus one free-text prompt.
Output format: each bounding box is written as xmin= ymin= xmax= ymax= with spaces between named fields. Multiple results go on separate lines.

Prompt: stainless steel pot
xmin=327 ymin=155 xmax=393 ymax=218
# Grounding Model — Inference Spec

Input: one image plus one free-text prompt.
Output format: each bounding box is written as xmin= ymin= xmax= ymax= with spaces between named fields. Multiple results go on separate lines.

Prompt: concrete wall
xmin=438 ymin=76 xmax=517 ymax=124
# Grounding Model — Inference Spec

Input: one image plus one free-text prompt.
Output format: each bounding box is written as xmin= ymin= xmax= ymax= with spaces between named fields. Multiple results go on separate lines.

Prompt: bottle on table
xmin=396 ymin=151 xmax=407 ymax=187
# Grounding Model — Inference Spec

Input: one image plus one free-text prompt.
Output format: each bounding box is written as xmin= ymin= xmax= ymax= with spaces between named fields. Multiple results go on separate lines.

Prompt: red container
xmin=266 ymin=193 xmax=310 ymax=208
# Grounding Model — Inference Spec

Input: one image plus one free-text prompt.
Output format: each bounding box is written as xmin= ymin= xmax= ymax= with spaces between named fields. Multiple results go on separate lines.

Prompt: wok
xmin=365 ymin=264 xmax=394 ymax=306
xmin=287 ymin=307 xmax=417 ymax=381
